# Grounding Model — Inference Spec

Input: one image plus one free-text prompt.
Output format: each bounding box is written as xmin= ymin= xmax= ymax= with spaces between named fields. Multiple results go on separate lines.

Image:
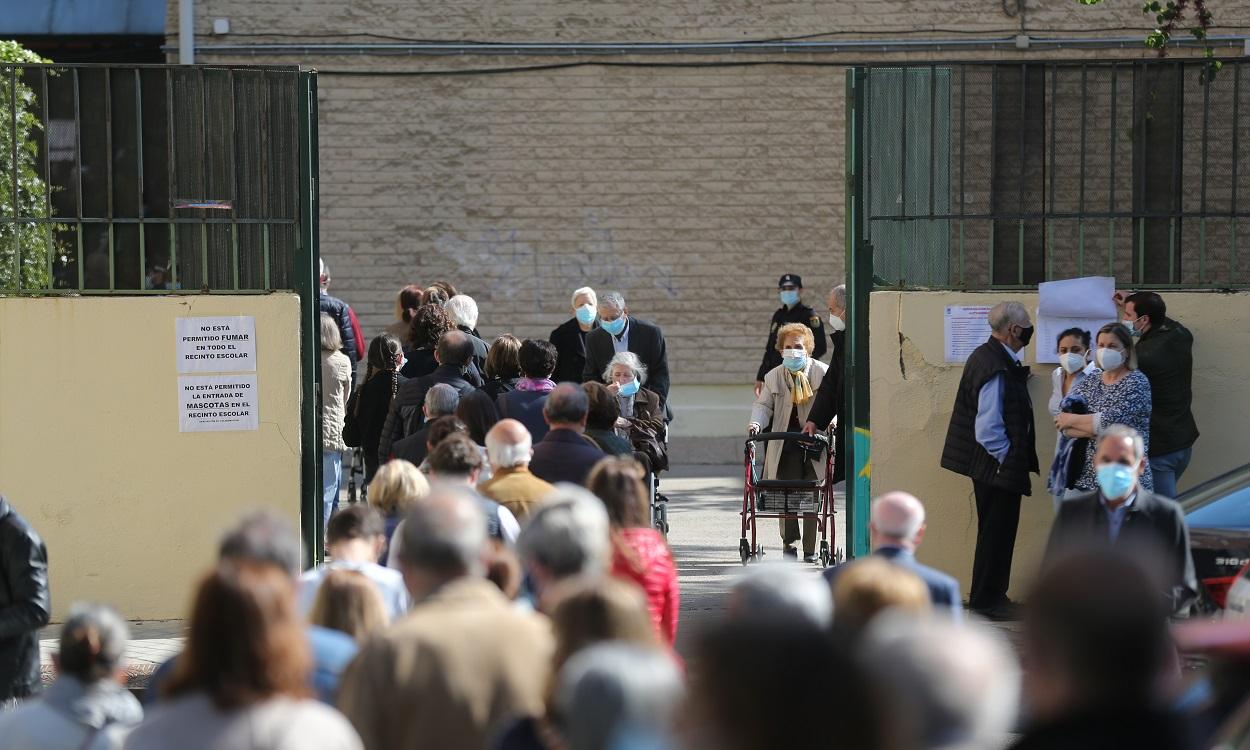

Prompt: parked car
xmin=1182 ymin=462 xmax=1250 ymax=613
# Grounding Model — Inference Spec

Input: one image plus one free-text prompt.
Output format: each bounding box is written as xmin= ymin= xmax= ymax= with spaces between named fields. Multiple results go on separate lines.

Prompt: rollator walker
xmin=740 ymin=430 xmax=841 ymax=567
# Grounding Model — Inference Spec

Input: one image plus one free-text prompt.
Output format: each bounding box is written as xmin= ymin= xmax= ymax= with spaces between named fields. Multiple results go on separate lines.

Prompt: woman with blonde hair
xmin=308 ymin=570 xmax=388 ymax=644
xmin=366 ymin=459 xmax=430 ymax=564
xmin=748 ymin=322 xmax=830 ymax=562
xmin=831 ymin=556 xmax=931 ymax=641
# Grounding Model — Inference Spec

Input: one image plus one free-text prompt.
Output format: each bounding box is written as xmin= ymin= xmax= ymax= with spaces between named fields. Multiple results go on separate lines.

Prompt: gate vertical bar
xmin=296 ymin=69 xmax=322 ymax=567
xmin=845 ymin=67 xmax=871 ymax=559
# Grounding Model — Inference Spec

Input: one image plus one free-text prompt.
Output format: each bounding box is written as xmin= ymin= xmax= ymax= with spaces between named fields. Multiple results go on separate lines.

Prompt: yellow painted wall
xmin=869 ymin=290 xmax=1250 ymax=599
xmin=0 ymin=295 xmax=303 ymax=620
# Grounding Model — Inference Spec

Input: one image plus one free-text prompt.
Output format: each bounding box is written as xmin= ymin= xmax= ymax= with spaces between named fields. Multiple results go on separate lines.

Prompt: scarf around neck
xmin=787 ymin=367 xmax=813 ymax=406
xmin=517 ymin=377 xmax=556 ymax=393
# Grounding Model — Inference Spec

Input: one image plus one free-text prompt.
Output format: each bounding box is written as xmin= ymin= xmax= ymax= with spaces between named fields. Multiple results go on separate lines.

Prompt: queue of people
xmin=0 ymin=274 xmax=1221 ymax=750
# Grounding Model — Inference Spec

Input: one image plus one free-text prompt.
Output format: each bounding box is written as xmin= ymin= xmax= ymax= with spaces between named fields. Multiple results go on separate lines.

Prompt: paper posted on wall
xmin=944 ymin=305 xmax=993 ymax=363
xmin=1035 ymin=277 xmax=1118 ymax=364
xmin=178 ymin=374 xmax=259 ymax=432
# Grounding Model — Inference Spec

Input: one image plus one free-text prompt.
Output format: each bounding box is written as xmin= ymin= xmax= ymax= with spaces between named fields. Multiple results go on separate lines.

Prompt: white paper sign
xmin=943 ymin=305 xmax=993 ymax=363
xmin=176 ymin=316 xmax=257 ymax=373
xmin=178 ymin=375 xmax=259 ymax=432
xmin=1035 ymin=277 xmax=1119 ymax=364
xmin=1037 ymin=276 xmax=1117 ymax=318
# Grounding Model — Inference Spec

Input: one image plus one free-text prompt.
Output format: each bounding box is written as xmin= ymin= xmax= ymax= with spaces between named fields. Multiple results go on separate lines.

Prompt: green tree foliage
xmin=1077 ymin=0 xmax=1221 ymax=81
xmin=0 ymin=40 xmax=58 ymax=291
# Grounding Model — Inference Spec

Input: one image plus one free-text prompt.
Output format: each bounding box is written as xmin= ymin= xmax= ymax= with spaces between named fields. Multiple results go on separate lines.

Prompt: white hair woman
xmin=748 ymin=322 xmax=831 ymax=562
xmin=602 ymin=351 xmax=665 ymax=437
xmin=550 ymin=286 xmax=599 ymax=383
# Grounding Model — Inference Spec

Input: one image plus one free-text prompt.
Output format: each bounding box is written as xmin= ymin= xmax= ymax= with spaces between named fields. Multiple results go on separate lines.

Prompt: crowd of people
xmin=0 ymin=272 xmax=1232 ymax=750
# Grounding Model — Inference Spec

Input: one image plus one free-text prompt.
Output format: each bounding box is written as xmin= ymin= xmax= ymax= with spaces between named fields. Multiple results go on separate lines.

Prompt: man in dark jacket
xmin=1119 ymin=291 xmax=1199 ymax=499
xmin=550 ymin=286 xmax=599 ymax=383
xmin=392 ymin=384 xmax=461 ymax=466
xmin=1010 ymin=548 xmax=1190 ymax=750
xmin=378 ymin=331 xmax=477 ymax=461
xmin=803 ymin=283 xmax=847 ymax=483
xmin=824 ymin=491 xmax=962 ymax=620
xmin=0 ymin=495 xmax=51 ymax=704
xmin=755 ymin=273 xmax=827 ymax=397
xmin=318 ymin=259 xmax=361 ymax=372
xmin=529 ymin=384 xmax=607 ymax=487
xmin=940 ymin=301 xmax=1039 ymax=620
xmin=582 ymin=291 xmax=670 ymax=402
xmin=1045 ymin=424 xmax=1197 ymax=615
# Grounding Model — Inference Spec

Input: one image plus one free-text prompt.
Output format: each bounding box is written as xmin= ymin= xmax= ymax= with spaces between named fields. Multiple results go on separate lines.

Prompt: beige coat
xmin=337 ymin=577 xmax=553 ymax=750
xmin=749 ymin=359 xmax=829 ymax=481
xmin=321 ymin=350 xmax=352 ymax=452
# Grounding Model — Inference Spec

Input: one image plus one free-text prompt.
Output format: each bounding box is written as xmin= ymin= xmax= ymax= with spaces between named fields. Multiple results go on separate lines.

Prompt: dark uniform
xmin=756 ymin=274 xmax=827 ymax=382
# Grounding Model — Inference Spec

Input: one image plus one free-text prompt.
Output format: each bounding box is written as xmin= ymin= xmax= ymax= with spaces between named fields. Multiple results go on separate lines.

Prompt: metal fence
xmin=1 ymin=64 xmax=308 ymax=294
xmin=855 ymin=59 xmax=1250 ymax=289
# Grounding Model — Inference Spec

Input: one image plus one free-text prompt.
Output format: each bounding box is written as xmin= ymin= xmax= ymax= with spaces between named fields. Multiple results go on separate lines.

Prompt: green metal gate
xmin=844 ymin=59 xmax=1250 ymax=556
xmin=1 ymin=63 xmax=322 ymax=559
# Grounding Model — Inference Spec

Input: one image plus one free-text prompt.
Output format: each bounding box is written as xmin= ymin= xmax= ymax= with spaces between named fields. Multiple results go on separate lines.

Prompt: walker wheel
xmin=819 ymin=541 xmax=831 ymax=568
xmin=739 ymin=539 xmax=750 ymax=565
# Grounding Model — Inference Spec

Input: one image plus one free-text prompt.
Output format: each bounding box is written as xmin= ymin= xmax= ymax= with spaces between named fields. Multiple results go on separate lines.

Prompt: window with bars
xmin=1 ymin=64 xmax=308 ymax=294
xmin=857 ymin=60 xmax=1250 ymax=290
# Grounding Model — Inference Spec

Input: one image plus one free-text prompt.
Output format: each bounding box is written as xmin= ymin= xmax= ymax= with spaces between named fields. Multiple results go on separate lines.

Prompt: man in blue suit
xmin=825 ymin=491 xmax=963 ymax=620
xmin=529 ymin=383 xmax=607 ymax=487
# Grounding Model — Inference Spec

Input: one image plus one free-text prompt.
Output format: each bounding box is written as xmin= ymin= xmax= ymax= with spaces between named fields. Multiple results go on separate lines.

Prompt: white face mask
xmin=1096 ymin=347 xmax=1125 ymax=371
xmin=828 ymin=313 xmax=846 ymax=332
xmin=1059 ymin=352 xmax=1086 ymax=375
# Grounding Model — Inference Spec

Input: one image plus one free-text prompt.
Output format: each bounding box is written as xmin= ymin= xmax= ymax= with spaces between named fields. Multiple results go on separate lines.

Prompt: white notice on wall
xmin=178 ymin=375 xmax=259 ymax=432
xmin=943 ymin=305 xmax=993 ymax=363
xmin=176 ymin=316 xmax=257 ymax=373
xmin=1034 ymin=277 xmax=1119 ymax=364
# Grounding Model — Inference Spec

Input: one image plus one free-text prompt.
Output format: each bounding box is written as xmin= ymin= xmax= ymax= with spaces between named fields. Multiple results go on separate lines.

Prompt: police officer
xmin=755 ymin=273 xmax=827 ymax=397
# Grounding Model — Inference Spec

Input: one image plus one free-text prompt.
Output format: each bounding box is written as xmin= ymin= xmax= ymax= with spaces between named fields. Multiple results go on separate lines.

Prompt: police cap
xmin=778 ymin=273 xmax=802 ymax=289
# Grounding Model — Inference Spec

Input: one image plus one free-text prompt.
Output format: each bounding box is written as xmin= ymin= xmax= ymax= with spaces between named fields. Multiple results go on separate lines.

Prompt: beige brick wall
xmin=174 ymin=0 xmax=1250 ymax=42
xmin=168 ymin=1 xmax=1250 ymax=385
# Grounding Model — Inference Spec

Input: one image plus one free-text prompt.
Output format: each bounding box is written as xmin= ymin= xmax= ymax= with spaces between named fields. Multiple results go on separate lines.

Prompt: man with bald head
xmin=478 ymin=419 xmax=556 ymax=521
xmin=825 ymin=491 xmax=962 ymax=619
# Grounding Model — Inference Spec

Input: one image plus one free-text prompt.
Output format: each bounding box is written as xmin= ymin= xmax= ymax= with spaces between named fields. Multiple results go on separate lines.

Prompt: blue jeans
xmin=1150 ymin=446 xmax=1193 ymax=499
xmin=322 ymin=450 xmax=343 ymax=535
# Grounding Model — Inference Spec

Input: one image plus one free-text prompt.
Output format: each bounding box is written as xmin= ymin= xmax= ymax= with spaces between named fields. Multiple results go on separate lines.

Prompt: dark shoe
xmin=783 ymin=546 xmax=798 ymax=560
xmin=970 ymin=601 xmax=1023 ymax=622
xmin=803 ymin=554 xmax=817 ymax=564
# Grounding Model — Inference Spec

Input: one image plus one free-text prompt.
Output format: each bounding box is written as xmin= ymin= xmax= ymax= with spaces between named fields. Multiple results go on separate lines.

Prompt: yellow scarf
xmin=787 ymin=368 xmax=813 ymax=406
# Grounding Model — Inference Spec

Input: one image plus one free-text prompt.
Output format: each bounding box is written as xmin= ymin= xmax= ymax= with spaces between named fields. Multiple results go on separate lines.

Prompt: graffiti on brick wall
xmin=431 ymin=211 xmax=679 ymax=307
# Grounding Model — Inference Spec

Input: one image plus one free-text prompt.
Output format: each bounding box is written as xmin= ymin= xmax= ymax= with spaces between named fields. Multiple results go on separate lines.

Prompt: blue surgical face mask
xmin=782 ymin=348 xmax=807 ymax=372
xmin=619 ymin=378 xmax=640 ymax=397
xmin=575 ymin=304 xmax=596 ymax=325
xmin=1096 ymin=462 xmax=1138 ymax=499
xmin=779 ymin=289 xmax=800 ymax=306
xmin=601 ymin=315 xmax=626 ymax=336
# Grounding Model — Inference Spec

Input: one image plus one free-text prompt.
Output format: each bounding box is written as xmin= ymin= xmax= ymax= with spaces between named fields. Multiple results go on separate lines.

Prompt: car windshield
xmin=1186 ymin=485 xmax=1250 ymax=531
